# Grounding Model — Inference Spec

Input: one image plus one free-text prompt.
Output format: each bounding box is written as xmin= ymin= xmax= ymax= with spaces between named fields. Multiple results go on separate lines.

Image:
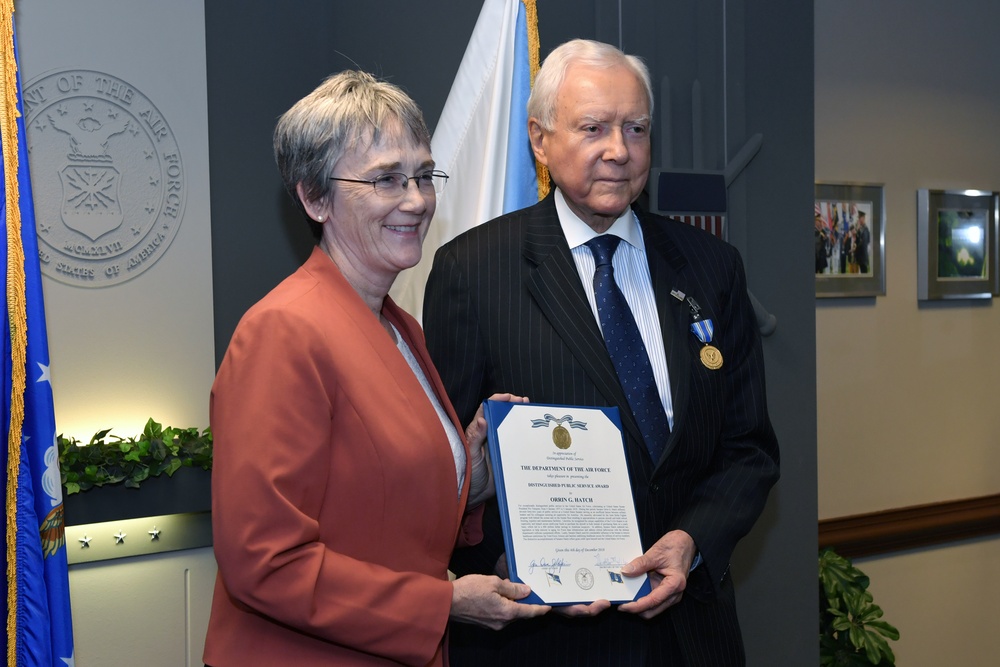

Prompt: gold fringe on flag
xmin=1 ymin=0 xmax=27 ymax=662
xmin=521 ymin=0 xmax=550 ymax=200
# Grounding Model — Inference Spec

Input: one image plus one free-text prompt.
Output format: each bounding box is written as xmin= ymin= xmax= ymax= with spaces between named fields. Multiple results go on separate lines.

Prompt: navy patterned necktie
xmin=586 ymin=235 xmax=669 ymax=461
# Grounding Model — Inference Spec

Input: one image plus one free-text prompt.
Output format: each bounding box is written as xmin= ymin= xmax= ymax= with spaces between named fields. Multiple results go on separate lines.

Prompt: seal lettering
xmin=24 ymin=69 xmax=185 ymax=287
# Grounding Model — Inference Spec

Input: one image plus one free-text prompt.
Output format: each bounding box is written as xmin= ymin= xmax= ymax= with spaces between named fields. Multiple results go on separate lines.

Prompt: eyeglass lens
xmin=374 ymin=172 xmax=447 ymax=195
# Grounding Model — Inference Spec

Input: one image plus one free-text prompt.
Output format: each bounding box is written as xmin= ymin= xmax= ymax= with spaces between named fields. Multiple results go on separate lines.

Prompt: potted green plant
xmin=59 ymin=418 xmax=213 ymax=524
xmin=819 ymin=548 xmax=899 ymax=666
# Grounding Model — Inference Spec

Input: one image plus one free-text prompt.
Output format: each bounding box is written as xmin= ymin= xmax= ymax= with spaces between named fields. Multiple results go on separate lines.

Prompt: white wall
xmin=816 ymin=1 xmax=1000 ymax=663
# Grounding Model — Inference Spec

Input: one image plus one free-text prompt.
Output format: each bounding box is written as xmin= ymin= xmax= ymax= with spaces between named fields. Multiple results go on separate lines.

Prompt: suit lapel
xmin=521 ymin=198 xmax=646 ymax=456
xmin=638 ymin=209 xmax=694 ymax=467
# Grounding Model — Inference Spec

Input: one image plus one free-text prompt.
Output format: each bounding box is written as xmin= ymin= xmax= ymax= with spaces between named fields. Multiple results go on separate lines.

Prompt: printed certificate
xmin=483 ymin=400 xmax=651 ymax=606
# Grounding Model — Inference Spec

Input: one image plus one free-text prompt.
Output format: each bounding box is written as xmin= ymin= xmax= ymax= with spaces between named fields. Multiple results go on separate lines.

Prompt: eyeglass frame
xmin=329 ymin=170 xmax=449 ymax=197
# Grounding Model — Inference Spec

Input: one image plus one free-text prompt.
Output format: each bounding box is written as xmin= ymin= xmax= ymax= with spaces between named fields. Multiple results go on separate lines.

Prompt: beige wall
xmin=69 ymin=547 xmax=215 ymax=667
xmin=15 ymin=0 xmax=215 ymax=439
xmin=816 ymin=0 xmax=1000 ymax=662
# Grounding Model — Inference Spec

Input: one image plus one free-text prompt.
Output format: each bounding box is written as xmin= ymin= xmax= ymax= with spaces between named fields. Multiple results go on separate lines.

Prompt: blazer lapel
xmin=638 ymin=209 xmax=694 ymax=468
xmin=521 ymin=199 xmax=647 ymax=457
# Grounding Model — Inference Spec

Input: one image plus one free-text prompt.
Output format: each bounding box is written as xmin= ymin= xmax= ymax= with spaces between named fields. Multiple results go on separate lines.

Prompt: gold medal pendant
xmin=700 ymin=344 xmax=723 ymax=370
xmin=552 ymin=424 xmax=572 ymax=449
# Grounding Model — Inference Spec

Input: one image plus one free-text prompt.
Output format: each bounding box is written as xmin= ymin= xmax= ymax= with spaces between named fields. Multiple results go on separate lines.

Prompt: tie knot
xmin=585 ymin=235 xmax=622 ymax=268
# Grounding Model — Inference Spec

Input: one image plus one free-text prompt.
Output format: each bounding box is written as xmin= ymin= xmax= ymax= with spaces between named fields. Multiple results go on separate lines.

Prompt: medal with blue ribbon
xmin=686 ymin=296 xmax=723 ymax=370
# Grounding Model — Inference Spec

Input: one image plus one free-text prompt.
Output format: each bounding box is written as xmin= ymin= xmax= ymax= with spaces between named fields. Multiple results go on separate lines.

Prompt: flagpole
xmin=521 ymin=0 xmax=549 ymax=199
xmin=1 ymin=0 xmax=28 ymax=659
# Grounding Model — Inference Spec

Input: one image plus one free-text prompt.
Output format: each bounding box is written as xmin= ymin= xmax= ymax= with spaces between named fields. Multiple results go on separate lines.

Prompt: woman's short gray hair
xmin=274 ymin=70 xmax=431 ymax=237
xmin=527 ymin=39 xmax=653 ymax=131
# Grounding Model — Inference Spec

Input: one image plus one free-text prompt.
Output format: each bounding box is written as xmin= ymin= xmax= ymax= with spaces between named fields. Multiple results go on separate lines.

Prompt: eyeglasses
xmin=329 ymin=170 xmax=449 ymax=197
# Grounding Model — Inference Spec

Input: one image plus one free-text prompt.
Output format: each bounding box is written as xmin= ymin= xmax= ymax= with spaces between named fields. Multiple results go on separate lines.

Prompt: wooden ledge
xmin=819 ymin=493 xmax=1000 ymax=559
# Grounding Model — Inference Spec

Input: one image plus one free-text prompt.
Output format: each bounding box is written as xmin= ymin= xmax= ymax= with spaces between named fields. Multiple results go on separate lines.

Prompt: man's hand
xmin=551 ymin=599 xmax=612 ymax=617
xmin=617 ymin=530 xmax=696 ymax=619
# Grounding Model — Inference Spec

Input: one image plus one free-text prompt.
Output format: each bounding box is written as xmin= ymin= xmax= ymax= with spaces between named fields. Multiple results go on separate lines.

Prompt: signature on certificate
xmin=593 ymin=556 xmax=625 ymax=569
xmin=527 ymin=557 xmax=569 ymax=574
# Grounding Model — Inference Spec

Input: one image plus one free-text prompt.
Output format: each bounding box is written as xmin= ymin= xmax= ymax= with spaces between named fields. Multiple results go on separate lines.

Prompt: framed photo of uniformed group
xmin=814 ymin=182 xmax=886 ymax=298
xmin=917 ymin=189 xmax=1000 ymax=301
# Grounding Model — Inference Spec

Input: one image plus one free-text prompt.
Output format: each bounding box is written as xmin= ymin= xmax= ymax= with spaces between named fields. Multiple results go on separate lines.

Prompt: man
xmin=855 ymin=210 xmax=871 ymax=274
xmin=424 ymin=39 xmax=779 ymax=666
xmin=816 ymin=212 xmax=829 ymax=274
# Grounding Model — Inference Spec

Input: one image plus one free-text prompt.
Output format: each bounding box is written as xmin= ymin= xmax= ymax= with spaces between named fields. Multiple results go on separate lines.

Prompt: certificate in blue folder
xmin=483 ymin=400 xmax=651 ymax=606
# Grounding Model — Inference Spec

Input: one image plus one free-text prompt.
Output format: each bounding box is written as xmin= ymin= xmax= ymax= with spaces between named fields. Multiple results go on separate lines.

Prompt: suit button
xmin=649 ymin=483 xmax=660 ymax=493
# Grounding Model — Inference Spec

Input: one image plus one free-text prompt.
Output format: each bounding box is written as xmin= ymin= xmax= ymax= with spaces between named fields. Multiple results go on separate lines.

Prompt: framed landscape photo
xmin=917 ymin=189 xmax=1000 ymax=301
xmin=814 ymin=183 xmax=885 ymax=297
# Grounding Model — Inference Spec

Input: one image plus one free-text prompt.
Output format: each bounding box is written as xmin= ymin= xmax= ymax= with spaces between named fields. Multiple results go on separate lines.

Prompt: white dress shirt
xmin=554 ymin=188 xmax=675 ymax=430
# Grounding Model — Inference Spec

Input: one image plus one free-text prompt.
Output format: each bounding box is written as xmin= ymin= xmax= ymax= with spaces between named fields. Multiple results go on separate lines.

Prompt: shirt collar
xmin=554 ymin=187 xmax=644 ymax=251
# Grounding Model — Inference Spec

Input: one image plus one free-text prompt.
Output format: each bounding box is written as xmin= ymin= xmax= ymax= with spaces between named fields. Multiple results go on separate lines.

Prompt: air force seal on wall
xmin=23 ymin=70 xmax=185 ymax=287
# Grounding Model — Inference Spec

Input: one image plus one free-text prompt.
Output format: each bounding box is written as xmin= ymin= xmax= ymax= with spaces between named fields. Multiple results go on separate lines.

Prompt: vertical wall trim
xmin=184 ymin=567 xmax=192 ymax=667
xmin=722 ymin=0 xmax=729 ymax=159
xmin=618 ymin=0 xmax=623 ymax=49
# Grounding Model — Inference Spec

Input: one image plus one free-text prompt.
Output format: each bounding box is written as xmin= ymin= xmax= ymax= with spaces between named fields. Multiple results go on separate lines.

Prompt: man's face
xmin=529 ymin=63 xmax=651 ymax=233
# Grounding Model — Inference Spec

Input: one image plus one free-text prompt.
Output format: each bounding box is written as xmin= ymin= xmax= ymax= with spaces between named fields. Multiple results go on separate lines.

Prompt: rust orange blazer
xmin=204 ymin=247 xmax=482 ymax=667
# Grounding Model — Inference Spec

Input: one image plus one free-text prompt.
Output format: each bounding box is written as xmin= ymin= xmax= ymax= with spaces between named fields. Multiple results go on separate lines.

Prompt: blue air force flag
xmin=2 ymin=20 xmax=76 ymax=667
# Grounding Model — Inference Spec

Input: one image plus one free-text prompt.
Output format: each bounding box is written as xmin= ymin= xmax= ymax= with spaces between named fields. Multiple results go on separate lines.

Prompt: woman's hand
xmin=450 ymin=574 xmax=550 ymax=630
xmin=465 ymin=393 xmax=528 ymax=507
xmin=465 ymin=393 xmax=529 ymax=448
xmin=493 ymin=552 xmax=610 ymax=618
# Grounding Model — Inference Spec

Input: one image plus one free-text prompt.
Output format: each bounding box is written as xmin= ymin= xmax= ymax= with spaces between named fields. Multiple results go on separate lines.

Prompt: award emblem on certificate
xmin=483 ymin=401 xmax=652 ymax=606
xmin=552 ymin=423 xmax=571 ymax=448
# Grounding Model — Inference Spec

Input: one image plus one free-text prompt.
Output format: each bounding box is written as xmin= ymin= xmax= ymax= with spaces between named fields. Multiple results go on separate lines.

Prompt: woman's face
xmin=318 ymin=131 xmax=436 ymax=290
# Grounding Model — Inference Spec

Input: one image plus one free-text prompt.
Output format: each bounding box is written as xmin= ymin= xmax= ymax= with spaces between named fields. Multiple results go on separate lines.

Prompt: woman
xmin=203 ymin=71 xmax=548 ymax=667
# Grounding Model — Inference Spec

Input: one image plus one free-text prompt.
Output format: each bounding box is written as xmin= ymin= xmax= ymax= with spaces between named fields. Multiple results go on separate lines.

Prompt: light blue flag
xmin=390 ymin=0 xmax=539 ymax=318
xmin=2 ymin=24 xmax=76 ymax=667
xmin=502 ymin=0 xmax=538 ymax=214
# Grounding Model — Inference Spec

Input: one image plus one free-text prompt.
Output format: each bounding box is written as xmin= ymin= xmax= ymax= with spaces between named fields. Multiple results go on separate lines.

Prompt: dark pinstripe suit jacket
xmin=423 ymin=194 xmax=779 ymax=667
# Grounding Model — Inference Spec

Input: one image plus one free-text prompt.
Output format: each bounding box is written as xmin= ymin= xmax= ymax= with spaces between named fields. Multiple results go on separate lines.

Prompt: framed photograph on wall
xmin=814 ymin=182 xmax=885 ymax=297
xmin=917 ymin=189 xmax=1000 ymax=300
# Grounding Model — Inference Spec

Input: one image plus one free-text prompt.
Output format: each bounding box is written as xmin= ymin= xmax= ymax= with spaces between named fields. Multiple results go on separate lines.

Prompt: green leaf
xmin=149 ymin=439 xmax=168 ymax=461
xmin=866 ymin=620 xmax=899 ymax=641
xmin=89 ymin=429 xmax=112 ymax=444
xmin=143 ymin=418 xmax=163 ymax=440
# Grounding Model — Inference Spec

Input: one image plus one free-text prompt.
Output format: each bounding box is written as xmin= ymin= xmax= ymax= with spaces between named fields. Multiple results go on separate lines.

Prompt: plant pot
xmin=64 ymin=466 xmax=211 ymax=526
